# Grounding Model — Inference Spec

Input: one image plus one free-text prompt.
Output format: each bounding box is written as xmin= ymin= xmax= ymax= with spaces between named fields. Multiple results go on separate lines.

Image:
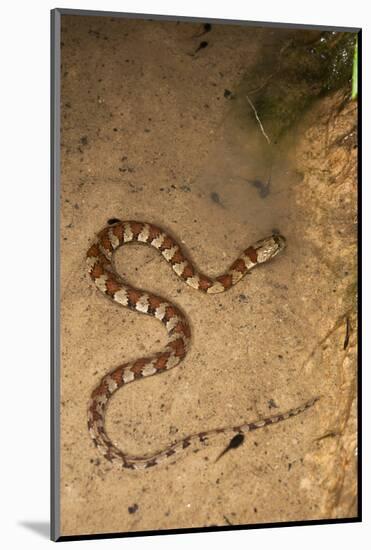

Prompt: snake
xmin=86 ymin=219 xmax=318 ymax=470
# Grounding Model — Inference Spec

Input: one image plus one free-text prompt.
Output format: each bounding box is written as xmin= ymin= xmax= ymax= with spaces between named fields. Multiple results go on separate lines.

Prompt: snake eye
xmin=107 ymin=218 xmax=122 ymax=225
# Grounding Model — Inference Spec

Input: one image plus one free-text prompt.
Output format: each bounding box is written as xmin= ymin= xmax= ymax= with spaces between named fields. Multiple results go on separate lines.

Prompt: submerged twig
xmin=245 ymin=94 xmax=271 ymax=144
xmin=223 ymin=515 xmax=234 ymax=526
xmin=300 ymin=310 xmax=353 ymax=374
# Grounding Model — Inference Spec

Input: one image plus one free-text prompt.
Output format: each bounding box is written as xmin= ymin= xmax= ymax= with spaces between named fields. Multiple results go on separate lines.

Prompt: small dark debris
xmin=344 ymin=316 xmax=350 ymax=350
xmin=210 ymin=192 xmax=223 ymax=206
xmin=223 ymin=515 xmax=233 ymax=526
xmin=128 ymin=503 xmax=138 ymax=514
xmin=113 ymin=128 xmax=118 ymax=132
xmin=254 ymin=507 xmax=258 ymax=513
xmin=80 ymin=136 xmax=88 ymax=146
xmin=288 ymin=462 xmax=292 ymax=471
xmin=268 ymin=399 xmax=279 ymax=409
xmin=180 ymin=185 xmax=191 ymax=192
xmin=74 ymin=204 xmax=79 ymax=209
xmin=119 ymin=167 xmax=135 ymax=173
xmin=88 ymin=29 xmax=100 ymax=38
xmin=239 ymin=294 xmax=248 ymax=303
xmin=223 ymin=89 xmax=235 ymax=99
xmin=315 ymin=431 xmax=338 ymax=443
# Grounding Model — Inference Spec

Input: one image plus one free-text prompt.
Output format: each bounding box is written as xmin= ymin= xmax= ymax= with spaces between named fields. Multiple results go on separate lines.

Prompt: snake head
xmin=254 ymin=233 xmax=286 ymax=263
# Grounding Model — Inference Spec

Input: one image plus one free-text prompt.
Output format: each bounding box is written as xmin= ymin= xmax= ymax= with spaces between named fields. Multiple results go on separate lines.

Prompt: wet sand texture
xmin=59 ymin=15 xmax=357 ymax=536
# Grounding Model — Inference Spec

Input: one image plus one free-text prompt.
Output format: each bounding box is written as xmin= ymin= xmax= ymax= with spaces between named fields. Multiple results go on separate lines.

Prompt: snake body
xmin=87 ymin=220 xmax=317 ymax=470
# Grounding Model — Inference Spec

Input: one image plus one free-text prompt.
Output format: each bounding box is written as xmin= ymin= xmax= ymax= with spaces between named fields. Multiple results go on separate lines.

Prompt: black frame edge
xmin=55 ymin=7 xmax=360 ymax=33
xmin=50 ymin=8 xmax=362 ymax=541
xmin=57 ymin=517 xmax=360 ymax=542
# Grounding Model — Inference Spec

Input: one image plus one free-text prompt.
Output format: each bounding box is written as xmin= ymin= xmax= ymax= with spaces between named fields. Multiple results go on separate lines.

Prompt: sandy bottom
xmin=59 ymin=15 xmax=357 ymax=537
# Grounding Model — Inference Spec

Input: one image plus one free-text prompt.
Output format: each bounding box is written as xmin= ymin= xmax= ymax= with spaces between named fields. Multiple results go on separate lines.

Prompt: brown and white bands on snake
xmin=86 ymin=219 xmax=318 ymax=470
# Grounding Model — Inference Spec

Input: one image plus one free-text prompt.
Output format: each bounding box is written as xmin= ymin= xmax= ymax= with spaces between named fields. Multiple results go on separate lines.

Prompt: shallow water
xmin=58 ymin=15 xmax=357 ymax=536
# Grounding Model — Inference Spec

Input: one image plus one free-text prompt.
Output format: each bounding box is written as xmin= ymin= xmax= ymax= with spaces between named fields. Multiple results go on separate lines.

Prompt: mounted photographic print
xmin=51 ymin=8 xmax=360 ymax=541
